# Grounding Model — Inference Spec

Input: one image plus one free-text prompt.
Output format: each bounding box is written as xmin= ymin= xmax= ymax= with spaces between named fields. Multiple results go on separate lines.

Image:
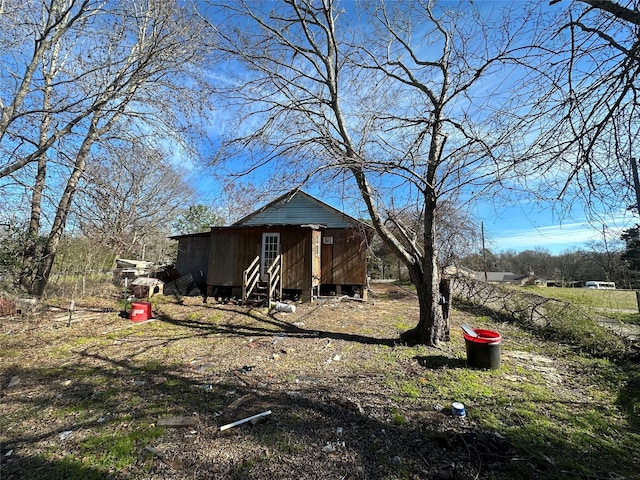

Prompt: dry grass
xmin=1 ymin=283 xmax=639 ymax=479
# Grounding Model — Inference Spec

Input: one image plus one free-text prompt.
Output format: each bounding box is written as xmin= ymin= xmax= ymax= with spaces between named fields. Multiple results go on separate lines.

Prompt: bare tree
xmin=0 ymin=0 xmax=212 ymax=297
xmin=551 ymin=0 xmax=640 ymax=26
xmin=368 ymin=201 xmax=479 ymax=282
xmin=172 ymin=204 xmax=223 ymax=235
xmin=524 ymin=0 xmax=640 ymax=216
xmin=434 ymin=201 xmax=480 ymax=270
xmin=208 ymin=0 xmax=536 ymax=345
xmin=218 ymin=181 xmax=263 ymax=225
xmin=76 ymin=141 xmax=193 ymax=259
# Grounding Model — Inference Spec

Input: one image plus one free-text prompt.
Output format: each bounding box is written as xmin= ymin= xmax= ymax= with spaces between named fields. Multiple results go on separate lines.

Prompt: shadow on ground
xmin=157 ymin=303 xmax=399 ymax=347
xmin=3 ymin=299 xmax=639 ymax=479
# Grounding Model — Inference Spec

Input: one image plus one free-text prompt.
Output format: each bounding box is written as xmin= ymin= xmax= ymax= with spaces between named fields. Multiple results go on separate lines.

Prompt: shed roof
xmin=168 ymin=231 xmax=211 ymax=240
xmin=233 ymin=190 xmax=371 ymax=230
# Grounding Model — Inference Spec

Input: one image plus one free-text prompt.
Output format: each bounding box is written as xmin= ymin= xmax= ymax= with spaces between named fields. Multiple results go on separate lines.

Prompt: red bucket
xmin=463 ymin=328 xmax=501 ymax=369
xmin=129 ymin=301 xmax=152 ymax=322
xmin=463 ymin=328 xmax=501 ymax=344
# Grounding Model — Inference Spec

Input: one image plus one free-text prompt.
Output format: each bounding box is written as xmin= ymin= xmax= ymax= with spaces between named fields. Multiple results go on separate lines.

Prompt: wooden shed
xmin=170 ymin=231 xmax=210 ymax=291
xmin=210 ymin=190 xmax=372 ymax=302
xmin=174 ymin=190 xmax=373 ymax=303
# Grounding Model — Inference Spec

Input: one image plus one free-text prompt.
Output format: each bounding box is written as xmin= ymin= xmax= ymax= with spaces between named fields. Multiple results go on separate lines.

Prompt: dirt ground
xmin=0 ymin=282 xmax=604 ymax=479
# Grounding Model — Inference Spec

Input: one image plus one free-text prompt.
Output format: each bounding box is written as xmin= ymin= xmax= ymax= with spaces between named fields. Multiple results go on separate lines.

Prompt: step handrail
xmin=242 ymin=256 xmax=260 ymax=304
xmin=266 ymin=255 xmax=282 ymax=309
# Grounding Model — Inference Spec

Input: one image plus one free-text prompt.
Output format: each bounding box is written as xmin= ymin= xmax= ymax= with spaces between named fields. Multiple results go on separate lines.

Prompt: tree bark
xmin=578 ymin=0 xmax=640 ymax=26
xmin=400 ymin=211 xmax=447 ymax=346
xmin=24 ymin=116 xmax=98 ymax=298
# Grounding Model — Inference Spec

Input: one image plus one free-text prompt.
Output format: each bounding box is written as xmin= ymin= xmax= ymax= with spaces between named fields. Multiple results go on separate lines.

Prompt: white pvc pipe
xmin=219 ymin=410 xmax=272 ymax=431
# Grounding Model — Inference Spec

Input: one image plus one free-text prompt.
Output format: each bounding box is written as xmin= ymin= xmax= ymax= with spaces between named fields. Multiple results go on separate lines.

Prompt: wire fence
xmin=46 ymin=269 xmax=121 ymax=301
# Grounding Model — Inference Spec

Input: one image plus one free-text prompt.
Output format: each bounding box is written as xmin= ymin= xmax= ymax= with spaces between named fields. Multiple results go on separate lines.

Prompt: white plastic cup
xmin=452 ymin=402 xmax=466 ymax=417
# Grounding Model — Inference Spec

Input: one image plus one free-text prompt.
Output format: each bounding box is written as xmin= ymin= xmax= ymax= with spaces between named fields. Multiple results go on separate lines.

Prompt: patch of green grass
xmin=159 ymin=342 xmax=188 ymax=357
xmin=398 ymin=381 xmax=421 ymax=399
xmin=140 ymin=359 xmax=164 ymax=373
xmin=610 ymin=311 xmax=640 ymax=325
xmin=522 ymin=286 xmax=638 ymax=310
xmin=376 ymin=344 xmax=414 ymax=365
xmin=379 ymin=314 xmax=413 ymax=331
xmin=425 ymin=368 xmax=498 ymax=403
xmin=0 ymin=345 xmax=20 ymax=357
xmin=259 ymin=429 xmax=307 ymax=454
xmin=468 ymin=286 xmax=629 ymax=358
xmin=462 ymin=350 xmax=640 ymax=479
xmin=389 ymin=407 xmax=408 ymax=425
xmin=5 ymin=285 xmax=640 ymax=480
xmin=509 ymin=378 xmax=554 ymax=402
xmin=499 ymin=407 xmax=633 ymax=478
xmin=70 ymin=336 xmax=109 ymax=349
xmin=226 ymin=456 xmax=260 ymax=477
xmin=81 ymin=425 xmax=164 ymax=471
xmin=395 ymin=321 xmax=413 ymax=331
xmin=48 ymin=345 xmax=74 ymax=359
xmin=0 ymin=404 xmax=50 ymax=432
xmin=542 ymin=302 xmax=627 ymax=358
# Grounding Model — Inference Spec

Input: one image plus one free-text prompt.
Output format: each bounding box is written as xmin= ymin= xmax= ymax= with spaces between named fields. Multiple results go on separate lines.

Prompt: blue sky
xmin=195 ymin=0 xmax=636 ymax=257
xmin=481 ymin=208 xmax=631 ymax=254
xmin=306 ymin=180 xmax=634 ymax=255
xmin=191 ymin=167 xmax=634 ymax=255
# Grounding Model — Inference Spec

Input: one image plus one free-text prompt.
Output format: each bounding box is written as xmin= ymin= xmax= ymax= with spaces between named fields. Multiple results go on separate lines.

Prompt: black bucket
xmin=463 ymin=328 xmax=501 ymax=369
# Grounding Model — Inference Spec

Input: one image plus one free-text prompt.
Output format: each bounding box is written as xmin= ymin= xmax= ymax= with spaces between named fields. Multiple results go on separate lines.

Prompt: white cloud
xmin=491 ymin=223 xmax=595 ymax=251
xmin=488 ymin=218 xmax=629 ymax=253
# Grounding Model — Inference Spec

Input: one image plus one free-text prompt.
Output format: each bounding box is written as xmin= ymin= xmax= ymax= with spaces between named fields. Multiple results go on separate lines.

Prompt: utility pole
xmin=630 ymin=157 xmax=640 ymax=214
xmin=481 ymin=222 xmax=488 ymax=282
xmin=629 ymin=157 xmax=640 ymax=311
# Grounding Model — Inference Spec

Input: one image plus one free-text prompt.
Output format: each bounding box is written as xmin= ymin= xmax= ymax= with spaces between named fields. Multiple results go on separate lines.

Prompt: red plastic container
xmin=463 ymin=328 xmax=501 ymax=369
xmin=129 ymin=301 xmax=152 ymax=322
xmin=463 ymin=328 xmax=501 ymax=344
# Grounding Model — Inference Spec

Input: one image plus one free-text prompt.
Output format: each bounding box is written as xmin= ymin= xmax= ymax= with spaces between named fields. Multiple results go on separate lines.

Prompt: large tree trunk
xmin=400 ymin=247 xmax=448 ymax=346
xmin=21 ymin=118 xmax=98 ymax=298
xmin=19 ymin=55 xmax=55 ymax=295
xmin=399 ymin=186 xmax=450 ymax=346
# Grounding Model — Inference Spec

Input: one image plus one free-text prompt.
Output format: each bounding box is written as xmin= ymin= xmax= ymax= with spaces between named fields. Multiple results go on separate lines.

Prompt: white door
xmin=261 ymin=233 xmax=280 ymax=281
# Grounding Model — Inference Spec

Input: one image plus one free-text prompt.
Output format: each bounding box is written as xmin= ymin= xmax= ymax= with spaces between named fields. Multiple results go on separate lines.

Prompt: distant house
xmin=446 ymin=265 xmax=544 ymax=286
xmin=172 ymin=190 xmax=373 ymax=303
xmin=484 ymin=272 xmax=537 ymax=285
